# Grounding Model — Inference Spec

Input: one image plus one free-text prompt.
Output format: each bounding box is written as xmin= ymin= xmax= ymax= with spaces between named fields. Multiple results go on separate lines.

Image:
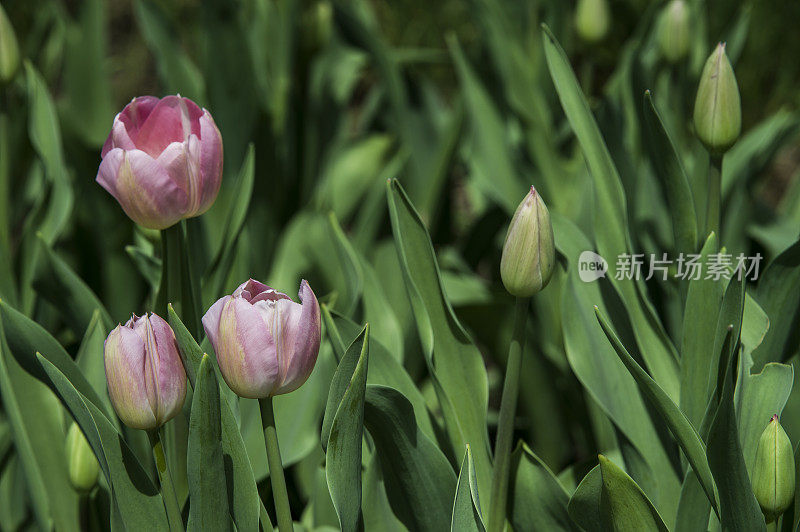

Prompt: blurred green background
xmin=2 ymin=0 xmax=800 ymax=516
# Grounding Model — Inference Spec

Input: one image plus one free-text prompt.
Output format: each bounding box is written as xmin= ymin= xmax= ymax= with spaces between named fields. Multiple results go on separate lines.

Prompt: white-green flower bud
xmin=693 ymin=43 xmax=741 ymax=154
xmin=500 ymin=186 xmax=555 ymax=297
xmin=65 ymin=422 xmax=100 ymax=493
xmin=0 ymin=2 xmax=20 ymax=84
xmin=575 ymin=0 xmax=610 ymax=44
xmin=751 ymin=415 xmax=795 ymax=522
xmin=658 ymin=0 xmax=690 ymax=63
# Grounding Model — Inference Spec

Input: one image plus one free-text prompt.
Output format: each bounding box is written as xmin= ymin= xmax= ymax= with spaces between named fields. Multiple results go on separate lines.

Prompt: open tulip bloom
xmin=202 ymin=278 xmax=321 ymax=399
xmin=96 ymin=95 xmax=223 ymax=230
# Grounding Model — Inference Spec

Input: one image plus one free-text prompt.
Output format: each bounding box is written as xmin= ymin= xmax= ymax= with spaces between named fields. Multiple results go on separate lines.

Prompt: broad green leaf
xmin=642 ymin=91 xmax=697 ymax=255
xmin=36 ymin=355 xmax=169 ymax=529
xmin=680 ymin=233 xmax=726 ymax=428
xmin=326 ymin=326 xmax=369 ymax=532
xmin=0 ymin=455 xmax=28 ymax=530
xmin=323 ymin=307 xmax=437 ymax=441
xmin=362 ymin=454 xmax=406 ymax=532
xmin=168 ymin=305 xmax=263 ymax=530
xmin=675 ymin=470 xmax=711 ymax=532
xmin=594 ymin=306 xmax=720 ymax=515
xmin=735 ymin=360 xmax=794 ymax=474
xmin=555 ymin=215 xmax=680 ymax=520
xmin=706 ymin=341 xmax=765 ymax=531
xmin=322 ymin=326 xmax=367 ymax=449
xmin=0 ymin=332 xmax=79 ymax=531
xmin=451 ymin=445 xmax=486 ymax=532
xmin=188 ymin=355 xmax=231 ymax=531
xmin=168 ymin=307 xmax=260 ymax=531
xmin=598 ymin=455 xmax=669 ymax=531
xmin=76 ymin=310 xmax=114 ymax=418
xmin=386 ymin=179 xmax=491 ymax=501
xmin=752 ymin=239 xmax=800 ymax=369
xmin=0 ymin=300 xmax=114 ymax=421
xmin=33 ymin=235 xmax=114 ymax=334
xmin=542 ymin=25 xmax=680 ymax=400
xmin=508 ymin=442 xmax=575 ymax=531
xmin=326 ymin=213 xmax=363 ymax=317
xmin=364 ymin=385 xmax=456 ymax=532
xmin=568 ymin=465 xmax=603 ymax=532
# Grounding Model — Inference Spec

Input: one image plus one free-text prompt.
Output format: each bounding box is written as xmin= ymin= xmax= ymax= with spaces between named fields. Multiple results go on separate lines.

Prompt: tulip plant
xmin=1 ymin=0 xmax=800 ymax=531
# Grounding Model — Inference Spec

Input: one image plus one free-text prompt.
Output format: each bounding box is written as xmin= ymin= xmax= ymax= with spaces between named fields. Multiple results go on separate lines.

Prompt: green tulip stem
xmin=148 ymin=430 xmax=184 ymax=531
xmin=488 ymin=296 xmax=530 ymax=532
xmin=259 ymin=397 xmax=293 ymax=532
xmin=154 ymin=222 xmax=201 ymax=338
xmin=705 ymin=154 xmax=723 ymax=240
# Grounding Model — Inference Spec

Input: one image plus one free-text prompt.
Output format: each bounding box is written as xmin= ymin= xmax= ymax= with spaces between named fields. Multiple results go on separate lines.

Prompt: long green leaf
xmin=451 ymin=445 xmax=486 ymax=532
xmin=598 ymin=455 xmax=669 ymax=531
xmin=386 ymin=178 xmax=491 ymax=500
xmin=188 ymin=355 xmax=231 ymax=530
xmin=326 ymin=326 xmax=369 ymax=532
xmin=542 ymin=24 xmax=680 ymax=400
xmin=364 ymin=385 xmax=456 ymax=532
xmin=594 ymin=306 xmax=720 ymax=515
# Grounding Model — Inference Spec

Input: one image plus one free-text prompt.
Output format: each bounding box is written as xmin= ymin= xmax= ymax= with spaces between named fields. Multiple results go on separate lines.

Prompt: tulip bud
xmin=751 ymin=415 xmax=796 ymax=522
xmin=500 ymin=186 xmax=555 ymax=297
xmin=0 ymin=2 xmax=20 ymax=84
xmin=693 ymin=43 xmax=741 ymax=154
xmin=104 ymin=313 xmax=187 ymax=430
xmin=65 ymin=422 xmax=99 ymax=493
xmin=658 ymin=0 xmax=690 ymax=63
xmin=96 ymin=95 xmax=223 ymax=229
xmin=575 ymin=0 xmax=610 ymax=44
xmin=202 ymin=279 xmax=321 ymax=399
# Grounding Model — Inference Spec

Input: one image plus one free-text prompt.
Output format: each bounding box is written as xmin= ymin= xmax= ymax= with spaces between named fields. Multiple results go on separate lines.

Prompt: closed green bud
xmin=500 ymin=186 xmax=555 ymax=297
xmin=658 ymin=0 xmax=690 ymax=63
xmin=575 ymin=0 xmax=610 ymax=44
xmin=693 ymin=43 xmax=741 ymax=154
xmin=751 ymin=415 xmax=795 ymax=522
xmin=0 ymin=2 xmax=20 ymax=84
xmin=65 ymin=423 xmax=100 ymax=493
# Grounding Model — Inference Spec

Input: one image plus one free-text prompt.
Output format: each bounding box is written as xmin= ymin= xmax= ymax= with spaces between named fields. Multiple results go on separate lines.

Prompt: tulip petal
xmin=135 ymin=95 xmax=203 ymax=158
xmin=157 ymin=141 xmax=193 ymax=206
xmin=148 ymin=314 xmax=187 ymax=424
xmin=216 ymin=298 xmax=280 ymax=398
xmin=202 ymin=295 xmax=231 ymax=349
xmin=273 ymin=280 xmax=321 ymax=395
xmin=196 ymin=110 xmax=223 ymax=215
xmin=96 ymin=147 xmax=125 ymax=197
xmin=105 ymin=326 xmax=157 ymax=430
xmin=113 ymin=149 xmax=188 ymax=229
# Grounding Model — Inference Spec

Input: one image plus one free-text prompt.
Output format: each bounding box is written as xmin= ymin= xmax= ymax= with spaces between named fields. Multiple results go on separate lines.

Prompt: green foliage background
xmin=1 ymin=0 xmax=800 ymax=530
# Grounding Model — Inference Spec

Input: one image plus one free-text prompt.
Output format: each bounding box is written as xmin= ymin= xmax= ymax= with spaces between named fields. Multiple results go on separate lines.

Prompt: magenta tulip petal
xmin=96 ymin=148 xmax=124 ymax=197
xmin=104 ymin=326 xmax=157 ymax=430
xmin=97 ymin=95 xmax=222 ymax=228
xmin=202 ymin=295 xmax=231 ymax=349
xmin=216 ymin=298 xmax=280 ymax=398
xmin=274 ymin=280 xmax=321 ymax=394
xmin=114 ymin=150 xmax=188 ymax=229
xmin=197 ymin=111 xmax=223 ymax=214
xmin=148 ymin=314 xmax=187 ymax=423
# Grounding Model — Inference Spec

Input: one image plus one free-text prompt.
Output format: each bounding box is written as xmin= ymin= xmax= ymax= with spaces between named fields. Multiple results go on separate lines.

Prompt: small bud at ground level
xmin=501 ymin=187 xmax=555 ymax=297
xmin=658 ymin=0 xmax=690 ymax=63
xmin=66 ymin=423 xmax=100 ymax=493
xmin=0 ymin=2 xmax=20 ymax=84
xmin=693 ymin=43 xmax=741 ymax=154
xmin=752 ymin=415 xmax=795 ymax=522
xmin=575 ymin=0 xmax=610 ymax=44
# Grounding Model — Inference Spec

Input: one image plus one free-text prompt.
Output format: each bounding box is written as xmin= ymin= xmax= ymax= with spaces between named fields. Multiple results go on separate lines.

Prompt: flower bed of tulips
xmin=1 ymin=0 xmax=800 ymax=531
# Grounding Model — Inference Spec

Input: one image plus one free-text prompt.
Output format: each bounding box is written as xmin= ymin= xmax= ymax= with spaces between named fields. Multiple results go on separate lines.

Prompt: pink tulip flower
xmin=104 ymin=313 xmax=187 ymax=430
xmin=202 ymin=279 xmax=321 ymax=399
xmin=96 ymin=95 xmax=223 ymax=229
